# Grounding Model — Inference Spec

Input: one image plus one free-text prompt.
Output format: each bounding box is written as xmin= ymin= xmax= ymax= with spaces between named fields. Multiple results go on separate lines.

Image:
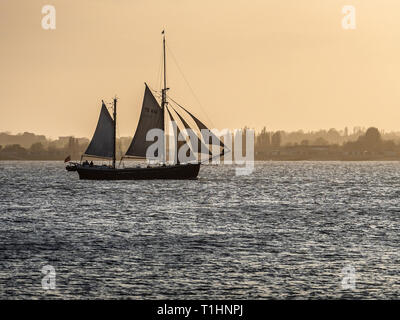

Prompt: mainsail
xmin=84 ymin=101 xmax=115 ymax=159
xmin=125 ymin=84 xmax=164 ymax=158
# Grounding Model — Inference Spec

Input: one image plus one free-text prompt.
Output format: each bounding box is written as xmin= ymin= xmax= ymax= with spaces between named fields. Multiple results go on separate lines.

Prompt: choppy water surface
xmin=0 ymin=161 xmax=399 ymax=299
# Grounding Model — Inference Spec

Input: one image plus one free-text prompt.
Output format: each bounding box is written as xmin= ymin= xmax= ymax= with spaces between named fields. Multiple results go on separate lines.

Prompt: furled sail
xmin=84 ymin=101 xmax=115 ymax=159
xmin=171 ymin=107 xmax=211 ymax=155
xmin=125 ymin=84 xmax=164 ymax=158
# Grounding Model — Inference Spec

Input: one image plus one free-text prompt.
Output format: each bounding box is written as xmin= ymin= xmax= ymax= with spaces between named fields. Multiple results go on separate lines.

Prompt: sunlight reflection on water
xmin=0 ymin=161 xmax=399 ymax=299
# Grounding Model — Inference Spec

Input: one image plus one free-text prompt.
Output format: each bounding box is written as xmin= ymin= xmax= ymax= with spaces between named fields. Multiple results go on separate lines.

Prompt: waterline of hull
xmin=76 ymin=163 xmax=201 ymax=180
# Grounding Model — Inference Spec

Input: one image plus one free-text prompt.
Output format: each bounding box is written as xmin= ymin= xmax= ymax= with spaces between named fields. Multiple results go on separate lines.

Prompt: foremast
xmin=112 ymin=97 xmax=117 ymax=168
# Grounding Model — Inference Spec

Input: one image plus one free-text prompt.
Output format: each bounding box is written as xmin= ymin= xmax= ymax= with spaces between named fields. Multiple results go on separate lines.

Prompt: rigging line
xmin=147 ymin=84 xmax=160 ymax=95
xmin=146 ymin=85 xmax=163 ymax=107
xmin=168 ymin=94 xmax=229 ymax=152
xmin=116 ymin=117 xmax=123 ymax=164
xmin=168 ymin=100 xmax=200 ymax=136
xmin=166 ymin=105 xmax=192 ymax=143
xmin=200 ymin=151 xmax=226 ymax=164
xmin=166 ymin=95 xmax=196 ymax=122
xmin=166 ymin=94 xmax=204 ymax=134
xmin=113 ymin=99 xmax=123 ymax=168
xmin=165 ymin=43 xmax=215 ymax=128
xmin=155 ymin=49 xmax=163 ymax=92
xmin=168 ymin=104 xmax=210 ymax=158
xmin=167 ymin=98 xmax=216 ymax=154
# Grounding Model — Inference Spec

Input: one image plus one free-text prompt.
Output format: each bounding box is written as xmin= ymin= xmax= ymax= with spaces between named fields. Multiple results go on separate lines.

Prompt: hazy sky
xmin=1 ymin=0 xmax=400 ymax=138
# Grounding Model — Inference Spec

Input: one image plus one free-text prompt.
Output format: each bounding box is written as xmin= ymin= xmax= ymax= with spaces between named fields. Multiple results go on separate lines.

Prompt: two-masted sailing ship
xmin=68 ymin=32 xmax=225 ymax=180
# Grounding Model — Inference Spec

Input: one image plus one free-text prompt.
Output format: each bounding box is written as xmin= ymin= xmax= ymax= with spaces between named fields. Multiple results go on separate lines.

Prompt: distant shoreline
xmin=255 ymin=156 xmax=400 ymax=161
xmin=1 ymin=158 xmax=399 ymax=162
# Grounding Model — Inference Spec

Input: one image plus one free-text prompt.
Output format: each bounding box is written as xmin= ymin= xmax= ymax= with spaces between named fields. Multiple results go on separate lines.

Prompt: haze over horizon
xmin=1 ymin=0 xmax=400 ymax=138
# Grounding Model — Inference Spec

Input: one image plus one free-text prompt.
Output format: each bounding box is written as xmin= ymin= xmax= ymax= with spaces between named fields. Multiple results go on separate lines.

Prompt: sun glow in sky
xmin=1 ymin=0 xmax=400 ymax=138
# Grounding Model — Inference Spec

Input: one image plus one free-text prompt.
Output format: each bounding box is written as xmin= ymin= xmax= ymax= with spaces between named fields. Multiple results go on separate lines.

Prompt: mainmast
xmin=113 ymin=97 xmax=117 ymax=168
xmin=161 ymin=30 xmax=168 ymax=109
xmin=161 ymin=30 xmax=168 ymax=163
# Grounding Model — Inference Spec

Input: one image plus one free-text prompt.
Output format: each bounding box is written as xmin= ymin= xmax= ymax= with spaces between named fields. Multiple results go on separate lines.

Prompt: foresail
xmin=125 ymin=84 xmax=164 ymax=158
xmin=84 ymin=102 xmax=115 ymax=159
xmin=166 ymin=108 xmax=185 ymax=161
xmin=175 ymin=104 xmax=225 ymax=148
xmin=171 ymin=107 xmax=211 ymax=155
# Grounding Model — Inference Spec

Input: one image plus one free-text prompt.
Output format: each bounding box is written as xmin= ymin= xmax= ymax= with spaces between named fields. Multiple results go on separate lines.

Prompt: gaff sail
xmin=125 ymin=84 xmax=164 ymax=158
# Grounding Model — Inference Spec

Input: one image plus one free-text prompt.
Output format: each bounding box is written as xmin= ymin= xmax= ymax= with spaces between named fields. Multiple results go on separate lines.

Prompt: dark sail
xmin=171 ymin=107 xmax=211 ymax=155
xmin=84 ymin=101 xmax=115 ymax=159
xmin=125 ymin=84 xmax=164 ymax=158
xmin=72 ymin=32 xmax=203 ymax=180
xmin=166 ymin=107 xmax=186 ymax=162
xmin=175 ymin=104 xmax=225 ymax=148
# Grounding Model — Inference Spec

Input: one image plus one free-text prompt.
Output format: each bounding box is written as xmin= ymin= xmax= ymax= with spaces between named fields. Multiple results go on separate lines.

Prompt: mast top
xmin=161 ymin=30 xmax=168 ymax=110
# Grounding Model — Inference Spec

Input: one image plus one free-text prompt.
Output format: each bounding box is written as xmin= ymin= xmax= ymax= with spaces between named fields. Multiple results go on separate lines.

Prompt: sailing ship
xmin=68 ymin=32 xmax=225 ymax=180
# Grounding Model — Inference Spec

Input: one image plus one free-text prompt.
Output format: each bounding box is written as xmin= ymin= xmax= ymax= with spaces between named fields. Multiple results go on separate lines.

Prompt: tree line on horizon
xmin=255 ymin=126 xmax=400 ymax=148
xmin=0 ymin=134 xmax=132 ymax=161
xmin=1 ymin=127 xmax=400 ymax=160
xmin=254 ymin=127 xmax=400 ymax=159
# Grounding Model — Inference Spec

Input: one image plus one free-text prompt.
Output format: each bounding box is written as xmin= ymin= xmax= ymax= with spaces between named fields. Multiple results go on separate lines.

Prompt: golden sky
xmin=1 ymin=0 xmax=400 ymax=138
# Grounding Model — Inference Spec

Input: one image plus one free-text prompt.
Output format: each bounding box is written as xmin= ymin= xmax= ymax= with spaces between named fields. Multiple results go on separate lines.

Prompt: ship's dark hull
xmin=66 ymin=165 xmax=77 ymax=172
xmin=76 ymin=163 xmax=200 ymax=180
